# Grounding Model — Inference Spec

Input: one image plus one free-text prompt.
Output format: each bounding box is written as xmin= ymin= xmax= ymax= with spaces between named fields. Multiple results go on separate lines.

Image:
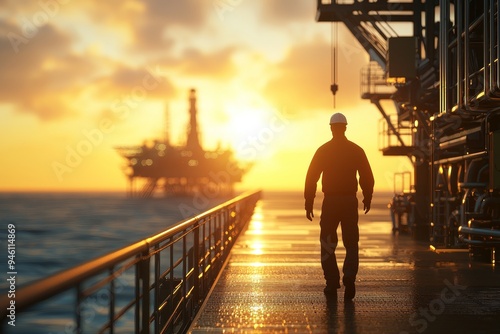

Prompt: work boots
xmin=344 ymin=281 xmax=356 ymax=301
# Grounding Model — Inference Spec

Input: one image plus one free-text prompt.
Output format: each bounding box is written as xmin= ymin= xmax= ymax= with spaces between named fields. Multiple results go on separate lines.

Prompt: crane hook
xmin=331 ymin=22 xmax=339 ymax=108
xmin=330 ymin=84 xmax=338 ymax=95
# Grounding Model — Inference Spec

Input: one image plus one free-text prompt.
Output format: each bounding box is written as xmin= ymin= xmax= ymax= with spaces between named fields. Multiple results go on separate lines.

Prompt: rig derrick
xmin=116 ymin=89 xmax=248 ymax=198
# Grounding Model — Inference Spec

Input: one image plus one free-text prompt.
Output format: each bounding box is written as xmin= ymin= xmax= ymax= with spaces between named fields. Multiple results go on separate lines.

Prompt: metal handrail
xmin=1 ymin=190 xmax=261 ymax=333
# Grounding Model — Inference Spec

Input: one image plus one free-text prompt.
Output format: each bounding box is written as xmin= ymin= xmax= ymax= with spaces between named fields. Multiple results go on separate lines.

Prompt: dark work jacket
xmin=304 ymin=135 xmax=374 ymax=211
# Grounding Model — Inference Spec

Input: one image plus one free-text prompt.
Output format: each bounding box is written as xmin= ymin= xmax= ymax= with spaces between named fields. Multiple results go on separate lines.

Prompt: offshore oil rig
xmin=316 ymin=1 xmax=500 ymax=259
xmin=115 ymin=89 xmax=247 ymax=198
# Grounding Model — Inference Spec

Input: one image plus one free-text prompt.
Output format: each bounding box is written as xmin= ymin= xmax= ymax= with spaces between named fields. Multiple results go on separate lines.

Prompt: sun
xmin=223 ymin=105 xmax=284 ymax=162
xmin=227 ymin=109 xmax=267 ymax=135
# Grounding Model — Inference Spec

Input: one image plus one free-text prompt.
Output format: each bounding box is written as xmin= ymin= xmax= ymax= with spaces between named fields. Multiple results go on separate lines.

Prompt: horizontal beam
xmin=316 ymin=2 xmax=422 ymax=22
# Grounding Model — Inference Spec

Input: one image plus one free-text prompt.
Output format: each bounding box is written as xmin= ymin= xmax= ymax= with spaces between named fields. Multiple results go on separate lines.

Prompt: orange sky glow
xmin=0 ymin=1 xmax=410 ymax=194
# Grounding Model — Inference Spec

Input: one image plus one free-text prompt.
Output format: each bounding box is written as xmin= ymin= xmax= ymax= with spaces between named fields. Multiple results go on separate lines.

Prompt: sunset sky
xmin=0 ymin=1 xmax=411 ymax=193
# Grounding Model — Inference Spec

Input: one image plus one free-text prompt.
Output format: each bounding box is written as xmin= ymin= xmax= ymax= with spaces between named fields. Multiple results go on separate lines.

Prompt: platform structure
xmin=189 ymin=192 xmax=500 ymax=333
xmin=115 ymin=89 xmax=247 ymax=198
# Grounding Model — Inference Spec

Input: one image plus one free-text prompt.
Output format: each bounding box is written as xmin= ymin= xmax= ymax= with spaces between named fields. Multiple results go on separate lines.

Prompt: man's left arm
xmin=359 ymin=151 xmax=374 ymax=214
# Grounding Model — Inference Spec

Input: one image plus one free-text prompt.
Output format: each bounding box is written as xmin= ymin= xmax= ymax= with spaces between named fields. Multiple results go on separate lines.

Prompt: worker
xmin=304 ymin=112 xmax=374 ymax=301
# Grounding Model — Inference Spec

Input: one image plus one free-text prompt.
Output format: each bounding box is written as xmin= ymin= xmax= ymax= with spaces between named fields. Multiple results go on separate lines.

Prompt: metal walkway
xmin=189 ymin=192 xmax=500 ymax=333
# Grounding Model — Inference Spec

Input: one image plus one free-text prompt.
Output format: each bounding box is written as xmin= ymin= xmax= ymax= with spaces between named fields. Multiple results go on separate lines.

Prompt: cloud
xmin=144 ymin=0 xmax=210 ymax=26
xmin=262 ymin=39 xmax=332 ymax=113
xmin=0 ymin=23 xmax=98 ymax=120
xmin=77 ymin=0 xmax=212 ymax=52
xmin=257 ymin=0 xmax=316 ymax=24
xmin=0 ymin=11 xmax=179 ymax=121
xmin=92 ymin=65 xmax=176 ymax=101
xmin=263 ymin=37 xmax=368 ymax=116
xmin=177 ymin=46 xmax=237 ymax=78
xmin=134 ymin=0 xmax=213 ymax=51
xmin=132 ymin=19 xmax=174 ymax=50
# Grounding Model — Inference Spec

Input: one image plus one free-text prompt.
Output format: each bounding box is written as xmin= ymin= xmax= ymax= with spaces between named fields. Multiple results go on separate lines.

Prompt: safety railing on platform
xmin=1 ymin=190 xmax=261 ymax=334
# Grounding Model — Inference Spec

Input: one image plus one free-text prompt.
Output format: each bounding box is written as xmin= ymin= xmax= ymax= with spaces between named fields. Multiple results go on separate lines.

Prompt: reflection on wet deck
xmin=190 ymin=192 xmax=500 ymax=333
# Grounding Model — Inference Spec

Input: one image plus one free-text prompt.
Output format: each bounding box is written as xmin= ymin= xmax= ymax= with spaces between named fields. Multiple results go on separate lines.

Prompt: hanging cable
xmin=330 ymin=22 xmax=339 ymax=108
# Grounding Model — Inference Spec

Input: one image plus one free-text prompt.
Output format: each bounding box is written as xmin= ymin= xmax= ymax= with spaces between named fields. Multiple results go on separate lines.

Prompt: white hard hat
xmin=329 ymin=113 xmax=347 ymax=124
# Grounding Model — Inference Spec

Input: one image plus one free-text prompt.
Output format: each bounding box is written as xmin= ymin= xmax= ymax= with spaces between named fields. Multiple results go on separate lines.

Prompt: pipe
xmin=459 ymin=226 xmax=500 ymax=238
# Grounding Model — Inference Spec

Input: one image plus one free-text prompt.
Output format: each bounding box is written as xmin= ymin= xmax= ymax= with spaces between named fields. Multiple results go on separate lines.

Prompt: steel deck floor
xmin=189 ymin=192 xmax=500 ymax=333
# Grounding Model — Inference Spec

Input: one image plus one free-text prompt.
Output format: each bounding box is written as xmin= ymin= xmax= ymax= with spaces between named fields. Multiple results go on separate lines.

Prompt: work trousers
xmin=319 ymin=195 xmax=359 ymax=287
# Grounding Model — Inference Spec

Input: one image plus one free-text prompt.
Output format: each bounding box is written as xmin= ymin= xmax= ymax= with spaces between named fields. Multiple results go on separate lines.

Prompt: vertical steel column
xmin=464 ymin=0 xmax=470 ymax=105
xmin=497 ymin=0 xmax=500 ymax=91
xmin=413 ymin=0 xmax=422 ymax=57
xmin=457 ymin=0 xmax=464 ymax=109
xmin=489 ymin=0 xmax=497 ymax=93
xmin=430 ymin=112 xmax=436 ymax=240
xmin=425 ymin=0 xmax=436 ymax=65
xmin=440 ymin=0 xmax=450 ymax=113
xmin=484 ymin=0 xmax=491 ymax=97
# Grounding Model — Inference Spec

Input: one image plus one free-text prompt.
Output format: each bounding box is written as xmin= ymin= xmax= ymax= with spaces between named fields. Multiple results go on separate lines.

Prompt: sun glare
xmin=222 ymin=103 xmax=287 ymax=162
xmin=227 ymin=107 xmax=268 ymax=137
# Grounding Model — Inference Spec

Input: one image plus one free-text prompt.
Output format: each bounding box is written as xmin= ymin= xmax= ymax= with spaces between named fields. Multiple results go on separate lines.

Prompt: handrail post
xmin=109 ymin=267 xmax=115 ymax=334
xmin=193 ymin=224 xmax=200 ymax=305
xmin=76 ymin=283 xmax=82 ymax=334
xmin=139 ymin=251 xmax=150 ymax=334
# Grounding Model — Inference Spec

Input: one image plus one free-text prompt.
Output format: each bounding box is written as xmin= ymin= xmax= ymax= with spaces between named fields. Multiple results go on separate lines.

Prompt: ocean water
xmin=0 ymin=191 xmax=237 ymax=333
xmin=0 ymin=192 xmax=230 ymax=288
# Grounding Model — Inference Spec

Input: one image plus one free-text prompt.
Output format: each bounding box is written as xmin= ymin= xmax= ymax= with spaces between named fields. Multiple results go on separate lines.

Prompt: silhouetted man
xmin=304 ymin=112 xmax=374 ymax=301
